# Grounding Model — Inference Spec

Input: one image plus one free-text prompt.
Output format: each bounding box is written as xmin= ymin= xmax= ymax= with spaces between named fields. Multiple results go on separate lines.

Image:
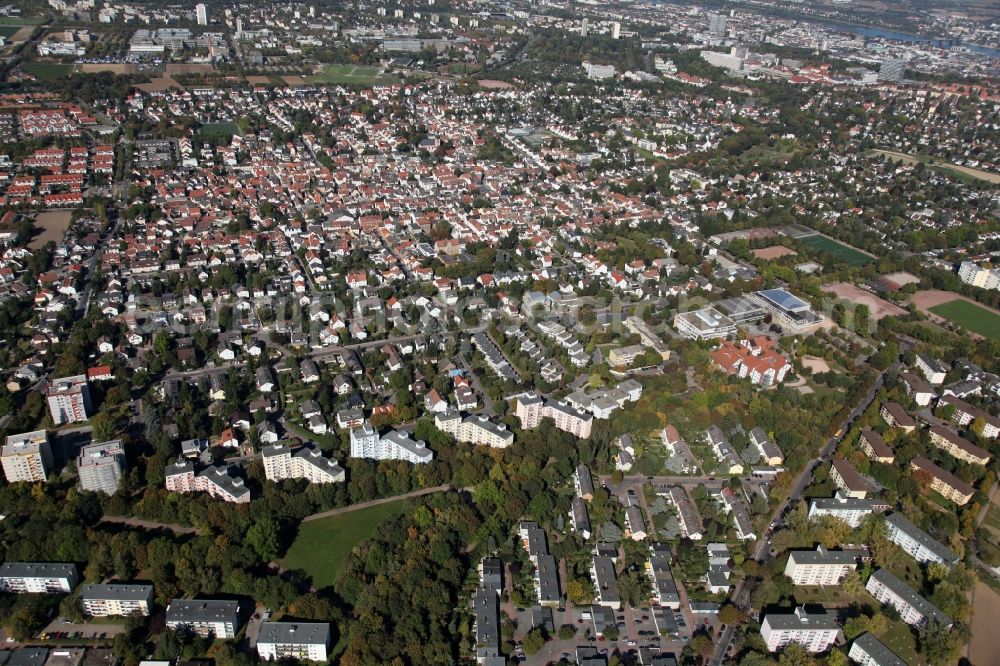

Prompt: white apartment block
xmin=848 ymin=632 xmax=907 ymax=666
xmin=784 ymin=546 xmax=858 ymax=586
xmin=434 ymin=411 xmax=514 ymax=448
xmin=262 ymin=444 xmax=345 ymax=483
xmin=514 ymin=394 xmax=593 ymax=438
xmin=883 ymin=513 xmax=959 ymax=566
xmin=808 ymin=492 xmax=888 ymax=528
xmin=2 ymin=430 xmax=53 ymax=483
xmin=349 ymin=425 xmax=433 ymax=463
xmin=77 ymin=440 xmax=126 ymax=494
xmin=46 ymin=375 xmax=91 ymax=425
xmin=866 ymin=569 xmax=951 ymax=628
xmin=165 ymin=599 xmax=240 ymax=638
xmin=958 ymin=261 xmax=1000 ymax=290
xmin=80 ymin=583 xmax=154 ymax=617
xmin=257 ymin=622 xmax=331 ymax=662
xmin=164 ymin=458 xmax=250 ymax=503
xmin=760 ymin=607 xmax=838 ymax=653
xmin=0 ymin=562 xmax=78 ymax=593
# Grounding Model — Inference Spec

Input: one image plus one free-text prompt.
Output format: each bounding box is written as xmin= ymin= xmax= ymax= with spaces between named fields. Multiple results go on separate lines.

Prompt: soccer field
xmin=929 ymin=300 xmax=1000 ymax=340
xmin=799 ymin=234 xmax=874 ymax=266
xmin=281 ymin=500 xmax=406 ymax=589
xmin=308 ymin=64 xmax=396 ymax=86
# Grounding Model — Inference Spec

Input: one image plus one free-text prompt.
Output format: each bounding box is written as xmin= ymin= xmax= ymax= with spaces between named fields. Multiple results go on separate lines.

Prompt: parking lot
xmin=40 ymin=619 xmax=125 ymax=641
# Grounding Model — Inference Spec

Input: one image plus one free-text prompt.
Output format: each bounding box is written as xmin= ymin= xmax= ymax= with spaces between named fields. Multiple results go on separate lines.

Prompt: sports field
xmin=799 ymin=234 xmax=874 ymax=266
xmin=199 ymin=122 xmax=240 ymax=138
xmin=929 ymin=299 xmax=1000 ymax=340
xmin=307 ymin=64 xmax=396 ymax=86
xmin=281 ymin=500 xmax=405 ymax=589
xmin=21 ymin=62 xmax=73 ymax=81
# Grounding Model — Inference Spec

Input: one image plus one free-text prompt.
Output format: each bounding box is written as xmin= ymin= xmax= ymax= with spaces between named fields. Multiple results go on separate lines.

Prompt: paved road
xmin=708 ymin=361 xmax=899 ymax=665
xmin=301 ymin=484 xmax=451 ymax=523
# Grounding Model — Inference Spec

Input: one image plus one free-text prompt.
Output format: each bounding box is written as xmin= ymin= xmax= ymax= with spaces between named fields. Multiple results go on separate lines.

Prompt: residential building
xmin=673 ymin=307 xmax=736 ymax=340
xmin=808 ymin=492 xmax=889 ymax=528
xmin=720 ymin=487 xmax=756 ymax=540
xmin=575 ymin=463 xmax=595 ymax=500
xmin=165 ymin=599 xmax=240 ymax=638
xmin=514 ymin=394 xmax=593 ymax=438
xmin=848 ymin=632 xmax=907 ymax=666
xmin=0 ymin=562 xmax=78 ymax=593
xmin=625 ymin=505 xmax=648 ymax=541
xmin=533 ymin=554 xmax=560 ymax=606
xmin=879 ymin=402 xmax=915 ymax=431
xmin=936 ymin=395 xmax=1000 ymax=439
xmin=2 ymin=430 xmax=53 ymax=483
xmin=164 ymin=458 xmax=250 ymax=503
xmin=958 ymin=261 xmax=1000 ymax=291
xmin=434 ymin=411 xmax=513 ymax=449
xmin=710 ymin=337 xmax=790 ymax=387
xmin=261 ymin=444 xmax=345 ymax=483
xmin=900 ymin=372 xmax=935 ymax=407
xmin=915 ymin=354 xmax=948 ymax=384
xmin=760 ymin=606 xmax=839 ymax=653
xmin=866 ymin=569 xmax=951 ymax=628
xmin=784 ymin=546 xmax=858 ymax=586
xmin=349 ymin=426 xmax=433 ymax=463
xmin=858 ymin=429 xmax=894 ymax=464
xmin=645 ymin=544 xmax=680 ymax=608
xmin=884 ymin=512 xmax=959 ymax=566
xmin=473 ymin=586 xmax=500 ymax=657
xmin=80 ymin=584 xmax=154 ymax=617
xmin=830 ymin=459 xmax=870 ymax=499
xmin=927 ymin=425 xmax=989 ymax=465
xmin=749 ymin=427 xmax=783 ymax=465
xmin=910 ymin=457 xmax=974 ymax=505
xmin=46 ymin=375 xmax=91 ymax=425
xmin=77 ymin=440 xmax=125 ymax=494
xmin=256 ymin=622 xmax=331 ymax=662
xmin=704 ymin=426 xmax=743 ymax=474
xmin=570 ymin=497 xmax=592 ymax=539
xmin=667 ymin=486 xmax=703 ymax=540
xmin=877 ymin=58 xmax=905 ymax=82
xmin=591 ymin=556 xmax=621 ymax=609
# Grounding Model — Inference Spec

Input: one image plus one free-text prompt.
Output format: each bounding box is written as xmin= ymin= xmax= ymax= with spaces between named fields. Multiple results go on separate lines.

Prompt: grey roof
xmin=884 ymin=513 xmax=959 ymax=564
xmin=763 ymin=606 xmax=837 ymax=631
xmin=868 ymin=568 xmax=951 ymax=625
xmin=535 ymin=554 xmax=560 ymax=602
xmin=8 ymin=649 xmax=47 ymax=666
xmin=166 ymin=599 xmax=239 ymax=624
xmin=851 ymin=633 xmax=907 ymax=666
xmin=0 ymin=562 xmax=76 ymax=580
xmin=789 ymin=545 xmax=859 ymax=566
xmin=592 ymin=556 xmax=620 ymax=604
xmin=257 ymin=622 xmax=330 ymax=646
xmin=473 ymin=587 xmax=500 ymax=648
xmin=80 ymin=583 xmax=153 ymax=602
xmin=576 ymin=464 xmax=594 ymax=496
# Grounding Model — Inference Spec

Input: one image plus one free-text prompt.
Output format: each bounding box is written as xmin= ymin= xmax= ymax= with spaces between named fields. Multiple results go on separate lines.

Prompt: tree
xmin=558 ymin=624 xmax=576 ymax=640
xmin=718 ymin=603 xmax=742 ymax=626
xmin=522 ymin=627 xmax=545 ymax=655
xmin=245 ymin=516 xmax=282 ymax=561
xmin=566 ymin=578 xmax=594 ymax=604
xmin=919 ymin=621 xmax=963 ymax=666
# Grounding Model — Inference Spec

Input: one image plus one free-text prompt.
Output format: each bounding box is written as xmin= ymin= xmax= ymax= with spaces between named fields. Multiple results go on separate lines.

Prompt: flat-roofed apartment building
xmin=2 ymin=430 xmax=54 ymax=483
xmin=673 ymin=307 xmax=736 ymax=340
xmin=514 ymin=393 xmax=593 ymax=438
xmin=760 ymin=606 xmax=838 ymax=653
xmin=866 ymin=569 xmax=951 ymax=628
xmin=434 ymin=410 xmax=514 ymax=449
xmin=77 ymin=440 xmax=126 ymax=494
xmin=784 ymin=545 xmax=858 ymax=585
xmin=261 ymin=443 xmax=345 ymax=483
xmin=165 ymin=599 xmax=241 ymax=638
xmin=927 ymin=426 xmax=990 ymax=466
xmin=256 ymin=622 xmax=331 ymax=662
xmin=80 ymin=583 xmax=154 ymax=617
xmin=0 ymin=562 xmax=77 ymax=593
xmin=808 ymin=492 xmax=890 ymax=528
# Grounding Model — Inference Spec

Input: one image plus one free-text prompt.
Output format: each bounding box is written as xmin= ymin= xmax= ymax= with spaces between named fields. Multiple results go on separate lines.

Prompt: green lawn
xmin=877 ymin=619 xmax=923 ymax=665
xmin=799 ymin=234 xmax=874 ymax=266
xmin=307 ymin=64 xmax=396 ymax=86
xmin=929 ymin=299 xmax=1000 ymax=340
xmin=21 ymin=62 xmax=74 ymax=81
xmin=983 ymin=504 xmax=1000 ymax=532
xmin=0 ymin=26 xmax=20 ymax=38
xmin=0 ymin=17 xmax=47 ymax=25
xmin=198 ymin=121 xmax=240 ymax=138
xmin=281 ymin=500 xmax=406 ymax=589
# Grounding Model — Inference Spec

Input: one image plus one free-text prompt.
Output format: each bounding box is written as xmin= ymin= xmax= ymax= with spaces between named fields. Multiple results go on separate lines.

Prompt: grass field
xmin=929 ymin=299 xmax=1000 ymax=340
xmin=198 ymin=122 xmax=240 ymax=138
xmin=0 ymin=26 xmax=20 ymax=38
xmin=871 ymin=148 xmax=1000 ymax=184
xmin=0 ymin=17 xmax=47 ymax=25
xmin=21 ymin=62 xmax=73 ymax=81
xmin=281 ymin=500 xmax=405 ymax=589
xmin=307 ymin=64 xmax=396 ymax=86
xmin=984 ymin=504 xmax=1000 ymax=533
xmin=799 ymin=234 xmax=874 ymax=266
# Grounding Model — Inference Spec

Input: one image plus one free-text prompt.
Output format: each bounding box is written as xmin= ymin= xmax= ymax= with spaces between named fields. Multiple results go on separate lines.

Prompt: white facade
xmin=434 ymin=411 xmax=513 ymax=448
xmin=349 ymin=425 xmax=433 ymax=463
xmin=0 ymin=562 xmax=77 ymax=593
xmin=262 ymin=444 xmax=345 ymax=483
xmin=2 ymin=430 xmax=53 ymax=483
xmin=760 ymin=607 xmax=838 ymax=653
xmin=257 ymin=622 xmax=330 ymax=662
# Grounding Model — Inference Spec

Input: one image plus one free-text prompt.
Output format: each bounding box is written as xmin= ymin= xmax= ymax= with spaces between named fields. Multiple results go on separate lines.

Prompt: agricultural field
xmin=929 ymin=299 xmax=1000 ymax=340
xmin=281 ymin=500 xmax=406 ymax=589
xmin=198 ymin=122 xmax=240 ymax=138
xmin=21 ymin=62 xmax=74 ymax=81
xmin=307 ymin=63 xmax=396 ymax=86
xmin=799 ymin=234 xmax=875 ymax=266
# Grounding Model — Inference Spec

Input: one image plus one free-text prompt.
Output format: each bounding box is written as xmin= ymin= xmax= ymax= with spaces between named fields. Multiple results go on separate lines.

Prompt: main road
xmin=708 ymin=360 xmax=900 ymax=665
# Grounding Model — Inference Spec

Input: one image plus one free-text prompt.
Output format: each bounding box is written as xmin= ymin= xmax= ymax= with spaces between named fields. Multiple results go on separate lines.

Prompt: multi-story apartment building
xmin=80 ymin=583 xmax=154 ymax=617
xmin=2 ymin=430 xmax=53 ymax=483
xmin=760 ymin=606 xmax=838 ymax=653
xmin=830 ymin=459 xmax=870 ymax=499
xmin=884 ymin=512 xmax=959 ymax=566
xmin=910 ymin=457 xmax=975 ymax=505
xmin=866 ymin=569 xmax=951 ymax=628
xmin=927 ymin=426 xmax=990 ymax=465
xmin=858 ymin=429 xmax=894 ymax=464
xmin=879 ymin=402 xmax=915 ymax=432
xmin=915 ymin=354 xmax=948 ymax=385
xmin=349 ymin=425 xmax=433 ymax=463
xmin=0 ymin=562 xmax=77 ymax=593
xmin=848 ymin=632 xmax=908 ymax=666
xmin=784 ymin=546 xmax=858 ymax=586
xmin=808 ymin=492 xmax=890 ymax=528
xmin=164 ymin=458 xmax=250 ymax=503
xmin=936 ymin=395 xmax=1000 ymax=439
xmin=261 ymin=444 xmax=345 ymax=483
xmin=514 ymin=394 xmax=593 ymax=438
xmin=899 ymin=372 xmax=935 ymax=406
xmin=434 ymin=411 xmax=514 ymax=449
xmin=958 ymin=261 xmax=1000 ymax=291
xmin=256 ymin=622 xmax=331 ymax=662
xmin=77 ymin=440 xmax=126 ymax=494
xmin=165 ymin=599 xmax=241 ymax=638
xmin=46 ymin=375 xmax=91 ymax=425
